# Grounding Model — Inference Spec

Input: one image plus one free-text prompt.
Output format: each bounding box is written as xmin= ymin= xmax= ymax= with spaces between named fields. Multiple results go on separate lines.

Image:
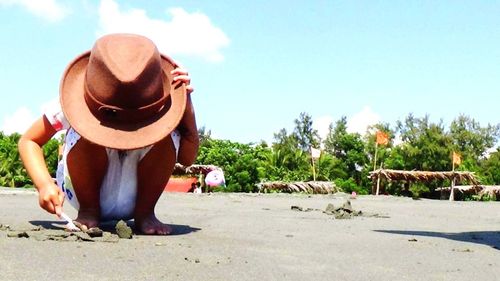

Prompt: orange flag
xmin=452 ymin=151 xmax=461 ymax=166
xmin=376 ymin=131 xmax=389 ymax=145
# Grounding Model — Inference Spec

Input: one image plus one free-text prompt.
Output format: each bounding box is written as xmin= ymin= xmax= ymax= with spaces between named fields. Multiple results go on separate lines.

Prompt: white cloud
xmin=97 ymin=0 xmax=230 ymax=62
xmin=313 ymin=115 xmax=333 ymax=141
xmin=2 ymin=99 xmax=66 ymax=139
xmin=484 ymin=145 xmax=499 ymax=158
xmin=39 ymin=97 xmax=59 ymax=114
xmin=0 ymin=0 xmax=70 ymax=22
xmin=347 ymin=106 xmax=381 ymax=135
xmin=1 ymin=107 xmax=36 ymax=135
xmin=393 ymin=134 xmax=403 ymax=146
xmin=313 ymin=106 xmax=381 ymax=142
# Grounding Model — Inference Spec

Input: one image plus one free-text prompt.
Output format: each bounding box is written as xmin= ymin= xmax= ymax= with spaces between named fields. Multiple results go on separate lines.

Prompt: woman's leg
xmin=66 ymin=138 xmax=108 ymax=229
xmin=135 ymin=135 xmax=177 ymax=235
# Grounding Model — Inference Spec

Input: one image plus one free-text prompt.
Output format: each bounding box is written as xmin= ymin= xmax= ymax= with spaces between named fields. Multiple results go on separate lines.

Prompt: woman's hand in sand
xmin=38 ymin=182 xmax=64 ymax=217
xmin=171 ymin=68 xmax=193 ymax=94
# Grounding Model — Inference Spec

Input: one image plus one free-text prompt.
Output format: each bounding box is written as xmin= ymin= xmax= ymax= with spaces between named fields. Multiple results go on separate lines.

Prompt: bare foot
xmin=74 ymin=209 xmax=100 ymax=231
xmin=135 ymin=213 xmax=172 ymax=235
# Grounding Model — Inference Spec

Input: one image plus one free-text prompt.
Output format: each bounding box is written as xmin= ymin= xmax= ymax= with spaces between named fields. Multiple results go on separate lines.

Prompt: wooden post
xmin=371 ymin=178 xmax=377 ymax=195
xmin=449 ymin=161 xmax=455 ymax=201
xmin=375 ymin=163 xmax=383 ymax=195
xmin=199 ymin=173 xmax=205 ymax=193
xmin=373 ymin=142 xmax=379 ymax=171
xmin=449 ymin=176 xmax=455 ymax=201
xmin=376 ymin=174 xmax=381 ymax=196
xmin=311 ymin=157 xmax=316 ymax=181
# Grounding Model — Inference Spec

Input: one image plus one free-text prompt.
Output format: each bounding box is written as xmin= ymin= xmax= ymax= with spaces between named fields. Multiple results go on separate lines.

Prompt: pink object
xmin=205 ymin=170 xmax=225 ymax=187
xmin=351 ymin=191 xmax=357 ymax=198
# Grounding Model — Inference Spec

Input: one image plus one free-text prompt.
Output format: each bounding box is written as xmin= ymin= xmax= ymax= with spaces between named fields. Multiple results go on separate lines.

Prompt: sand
xmin=0 ymin=188 xmax=499 ymax=281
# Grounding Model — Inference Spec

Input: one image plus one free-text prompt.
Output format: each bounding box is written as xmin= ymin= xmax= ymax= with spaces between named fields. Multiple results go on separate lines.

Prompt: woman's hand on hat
xmin=171 ymin=68 xmax=194 ymax=94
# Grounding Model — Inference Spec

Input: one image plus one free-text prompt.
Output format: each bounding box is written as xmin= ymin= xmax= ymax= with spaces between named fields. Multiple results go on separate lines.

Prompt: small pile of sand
xmin=323 ymin=200 xmax=362 ymax=219
xmin=291 ymin=200 xmax=389 ymax=219
xmin=115 ymin=220 xmax=133 ymax=239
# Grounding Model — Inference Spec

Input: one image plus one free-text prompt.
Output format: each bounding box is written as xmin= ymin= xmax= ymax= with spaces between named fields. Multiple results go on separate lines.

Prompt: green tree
xmin=324 ymin=116 xmax=348 ymax=158
xmin=449 ymin=114 xmax=500 ymax=167
xmin=270 ymin=124 xmax=311 ymax=181
xmin=43 ymin=138 xmax=60 ymax=177
xmin=1 ymin=134 xmax=26 ymax=186
xmin=196 ymin=139 xmax=267 ymax=192
xmin=323 ymin=117 xmax=369 ymax=187
xmin=396 ymin=114 xmax=453 ymax=171
xmin=293 ymin=112 xmax=320 ymax=152
xmin=0 ymin=133 xmax=26 ymax=187
xmin=315 ymin=153 xmax=348 ymax=181
xmin=0 ymin=132 xmax=62 ymax=188
xmin=480 ymin=148 xmax=500 ymax=185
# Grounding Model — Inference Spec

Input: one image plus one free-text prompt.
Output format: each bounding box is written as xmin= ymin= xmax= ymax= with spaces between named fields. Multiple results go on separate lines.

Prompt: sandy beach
xmin=0 ymin=188 xmax=499 ymax=281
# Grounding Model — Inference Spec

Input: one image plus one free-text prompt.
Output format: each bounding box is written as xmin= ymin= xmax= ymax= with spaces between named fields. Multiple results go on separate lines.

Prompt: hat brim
xmin=60 ymin=52 xmax=187 ymax=150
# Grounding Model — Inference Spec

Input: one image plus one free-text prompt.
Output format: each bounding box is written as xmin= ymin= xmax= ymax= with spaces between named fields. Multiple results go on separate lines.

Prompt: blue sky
xmin=0 ymin=0 xmax=499 ymax=145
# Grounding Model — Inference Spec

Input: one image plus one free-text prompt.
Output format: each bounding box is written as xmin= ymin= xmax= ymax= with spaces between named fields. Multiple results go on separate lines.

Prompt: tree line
xmin=1 ymin=113 xmax=498 ymax=198
xmin=196 ymin=113 xmax=499 ymax=197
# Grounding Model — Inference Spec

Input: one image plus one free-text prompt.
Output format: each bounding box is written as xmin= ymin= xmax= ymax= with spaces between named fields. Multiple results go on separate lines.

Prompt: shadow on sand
xmin=29 ymin=220 xmax=67 ymax=230
xmin=374 ymin=229 xmax=500 ymax=250
xmin=29 ymin=220 xmax=201 ymax=236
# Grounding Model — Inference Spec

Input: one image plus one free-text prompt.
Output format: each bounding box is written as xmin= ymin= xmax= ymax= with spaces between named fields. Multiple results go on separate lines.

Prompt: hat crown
xmin=60 ymin=33 xmax=187 ymax=150
xmin=85 ymin=34 xmax=166 ymax=111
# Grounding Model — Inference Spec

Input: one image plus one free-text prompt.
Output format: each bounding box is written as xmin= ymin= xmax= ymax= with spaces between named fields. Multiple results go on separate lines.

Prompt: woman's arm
xmin=177 ymin=94 xmax=199 ymax=166
xmin=171 ymin=68 xmax=199 ymax=166
xmin=18 ymin=116 xmax=64 ymax=216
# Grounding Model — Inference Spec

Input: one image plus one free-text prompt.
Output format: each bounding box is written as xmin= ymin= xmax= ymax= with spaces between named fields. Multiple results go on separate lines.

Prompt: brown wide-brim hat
xmin=60 ymin=34 xmax=186 ymax=150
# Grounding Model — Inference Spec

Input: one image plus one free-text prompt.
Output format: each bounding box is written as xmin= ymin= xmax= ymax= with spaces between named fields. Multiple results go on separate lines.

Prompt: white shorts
xmin=56 ymin=128 xmax=180 ymax=220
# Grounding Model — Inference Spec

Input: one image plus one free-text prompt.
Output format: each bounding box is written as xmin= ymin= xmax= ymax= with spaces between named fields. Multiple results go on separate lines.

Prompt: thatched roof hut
xmin=257 ymin=181 xmax=338 ymax=194
xmin=368 ymin=169 xmax=481 ymax=200
xmin=436 ymin=185 xmax=500 ymax=200
xmin=369 ymin=169 xmax=480 ymax=185
xmin=435 ymin=185 xmax=483 ymax=193
xmin=479 ymin=186 xmax=500 ymax=198
xmin=172 ymin=164 xmax=222 ymax=176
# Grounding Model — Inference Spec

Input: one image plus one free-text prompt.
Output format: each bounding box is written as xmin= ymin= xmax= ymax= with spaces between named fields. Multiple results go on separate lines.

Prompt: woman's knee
xmin=138 ymin=136 xmax=176 ymax=185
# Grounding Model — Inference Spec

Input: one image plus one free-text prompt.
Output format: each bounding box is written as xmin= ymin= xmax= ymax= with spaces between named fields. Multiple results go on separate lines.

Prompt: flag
xmin=452 ymin=151 xmax=461 ymax=166
xmin=376 ymin=131 xmax=389 ymax=145
xmin=311 ymin=147 xmax=321 ymax=159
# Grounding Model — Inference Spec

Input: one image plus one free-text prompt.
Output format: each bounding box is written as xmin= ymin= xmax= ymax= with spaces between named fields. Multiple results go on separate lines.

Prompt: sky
xmin=0 ymin=0 xmax=499 ymax=145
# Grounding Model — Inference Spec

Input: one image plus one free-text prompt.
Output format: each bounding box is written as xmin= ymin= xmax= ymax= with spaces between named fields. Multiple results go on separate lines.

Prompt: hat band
xmin=84 ymin=82 xmax=169 ymax=123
